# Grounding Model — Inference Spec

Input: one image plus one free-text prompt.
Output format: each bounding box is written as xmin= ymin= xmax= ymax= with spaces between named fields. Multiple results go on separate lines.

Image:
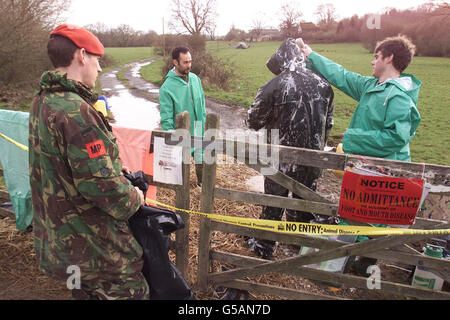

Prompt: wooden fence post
xmin=198 ymin=113 xmax=220 ymax=292
xmin=175 ymin=111 xmax=191 ymax=277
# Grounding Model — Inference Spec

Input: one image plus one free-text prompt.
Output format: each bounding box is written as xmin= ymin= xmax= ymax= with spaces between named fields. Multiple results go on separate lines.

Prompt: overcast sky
xmin=66 ymin=0 xmax=435 ymax=35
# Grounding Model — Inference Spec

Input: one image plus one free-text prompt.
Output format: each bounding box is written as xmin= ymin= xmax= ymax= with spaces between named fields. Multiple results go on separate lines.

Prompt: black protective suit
xmin=246 ymin=39 xmax=334 ymax=259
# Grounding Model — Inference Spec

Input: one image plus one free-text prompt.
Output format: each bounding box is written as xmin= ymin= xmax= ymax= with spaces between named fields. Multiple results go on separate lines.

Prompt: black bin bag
xmin=125 ymin=172 xmax=195 ymax=300
xmin=129 ymin=206 xmax=195 ymax=300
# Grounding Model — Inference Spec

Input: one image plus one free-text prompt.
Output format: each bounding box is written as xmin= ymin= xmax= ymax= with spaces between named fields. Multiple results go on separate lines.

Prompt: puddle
xmin=100 ymin=60 xmax=161 ymax=131
xmin=131 ymin=62 xmax=151 ymax=77
xmin=108 ymin=90 xmax=160 ymax=131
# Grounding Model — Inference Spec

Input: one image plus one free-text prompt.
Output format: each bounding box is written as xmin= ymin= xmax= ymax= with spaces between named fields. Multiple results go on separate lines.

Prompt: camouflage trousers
xmin=71 ymin=273 xmax=149 ymax=300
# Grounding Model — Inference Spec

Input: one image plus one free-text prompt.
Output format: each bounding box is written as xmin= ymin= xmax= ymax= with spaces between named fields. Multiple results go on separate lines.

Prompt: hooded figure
xmin=246 ymin=39 xmax=334 ymax=259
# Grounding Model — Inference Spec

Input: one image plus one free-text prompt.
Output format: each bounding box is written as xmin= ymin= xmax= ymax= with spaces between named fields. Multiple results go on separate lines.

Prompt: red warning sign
xmin=338 ymin=171 xmax=424 ymax=225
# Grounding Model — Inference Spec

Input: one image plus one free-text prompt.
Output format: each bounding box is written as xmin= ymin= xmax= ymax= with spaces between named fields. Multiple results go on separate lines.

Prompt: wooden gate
xmin=1 ymin=111 xmax=449 ymax=299
xmin=193 ymin=113 xmax=450 ymax=300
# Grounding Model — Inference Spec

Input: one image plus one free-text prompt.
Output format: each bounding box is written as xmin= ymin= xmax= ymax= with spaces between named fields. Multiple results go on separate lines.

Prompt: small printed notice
xmin=338 ymin=171 xmax=425 ymax=225
xmin=153 ymin=137 xmax=183 ymax=185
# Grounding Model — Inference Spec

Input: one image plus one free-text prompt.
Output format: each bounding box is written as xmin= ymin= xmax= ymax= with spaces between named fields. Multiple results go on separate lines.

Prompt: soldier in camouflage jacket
xmin=28 ymin=25 xmax=148 ymax=300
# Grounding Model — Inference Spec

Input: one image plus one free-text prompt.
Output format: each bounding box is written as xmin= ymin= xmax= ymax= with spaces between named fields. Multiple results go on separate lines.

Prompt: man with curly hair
xmin=298 ymin=35 xmax=421 ymax=275
xmin=298 ymin=35 xmax=421 ymax=162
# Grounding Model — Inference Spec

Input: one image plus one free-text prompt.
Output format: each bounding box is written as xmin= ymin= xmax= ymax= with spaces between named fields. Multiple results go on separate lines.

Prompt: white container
xmin=412 ymin=245 xmax=444 ymax=291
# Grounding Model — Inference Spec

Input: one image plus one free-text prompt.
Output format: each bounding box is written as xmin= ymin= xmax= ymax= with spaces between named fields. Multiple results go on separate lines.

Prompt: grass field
xmin=103 ymin=47 xmax=158 ymax=70
xmin=139 ymin=41 xmax=450 ymax=166
xmin=1 ymin=44 xmax=448 ymax=165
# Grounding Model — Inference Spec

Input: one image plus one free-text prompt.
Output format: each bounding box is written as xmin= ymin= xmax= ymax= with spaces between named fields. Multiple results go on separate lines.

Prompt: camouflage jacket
xmin=29 ymin=71 xmax=143 ymax=282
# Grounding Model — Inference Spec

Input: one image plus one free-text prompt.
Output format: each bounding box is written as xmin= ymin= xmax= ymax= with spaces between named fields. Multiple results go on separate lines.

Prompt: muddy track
xmin=99 ymin=58 xmax=250 ymax=134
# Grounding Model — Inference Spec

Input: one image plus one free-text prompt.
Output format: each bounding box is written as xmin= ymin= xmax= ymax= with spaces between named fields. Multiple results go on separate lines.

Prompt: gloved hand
xmin=124 ymin=170 xmax=150 ymax=207
xmin=296 ymin=38 xmax=313 ymax=58
xmin=135 ymin=187 xmax=145 ymax=206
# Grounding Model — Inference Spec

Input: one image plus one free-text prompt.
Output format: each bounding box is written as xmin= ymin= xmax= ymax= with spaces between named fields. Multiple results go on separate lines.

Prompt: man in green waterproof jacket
xmin=298 ymin=35 xmax=421 ymax=162
xmin=28 ymin=25 xmax=148 ymax=300
xmin=298 ymin=35 xmax=421 ymax=276
xmin=159 ymin=46 xmax=206 ymax=184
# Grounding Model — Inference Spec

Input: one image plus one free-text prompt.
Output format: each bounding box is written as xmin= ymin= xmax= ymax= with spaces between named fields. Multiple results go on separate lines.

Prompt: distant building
xmin=250 ymin=28 xmax=283 ymax=42
xmin=249 ymin=23 xmax=319 ymax=42
xmin=248 ymin=23 xmax=318 ymax=42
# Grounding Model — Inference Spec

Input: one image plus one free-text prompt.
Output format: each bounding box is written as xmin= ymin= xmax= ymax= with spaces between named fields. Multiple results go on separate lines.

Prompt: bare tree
xmin=224 ymin=25 xmax=248 ymax=41
xmin=315 ymin=3 xmax=337 ymax=26
xmin=250 ymin=14 xmax=265 ymax=42
xmin=418 ymin=0 xmax=449 ymax=13
xmin=84 ymin=22 xmax=110 ymax=35
xmin=205 ymin=21 xmax=217 ymax=40
xmin=0 ymin=0 xmax=70 ymax=88
xmin=0 ymin=0 xmax=67 ymax=44
xmin=169 ymin=0 xmax=217 ymax=35
xmin=279 ymin=2 xmax=303 ymax=39
xmin=113 ymin=24 xmax=137 ymax=47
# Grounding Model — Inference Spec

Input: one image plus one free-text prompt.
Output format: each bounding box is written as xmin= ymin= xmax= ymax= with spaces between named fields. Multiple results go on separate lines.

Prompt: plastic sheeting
xmin=129 ymin=205 xmax=194 ymax=300
xmin=111 ymin=124 xmax=157 ymax=202
xmin=0 ymin=112 xmax=159 ymax=231
xmin=0 ymin=110 xmax=32 ymax=231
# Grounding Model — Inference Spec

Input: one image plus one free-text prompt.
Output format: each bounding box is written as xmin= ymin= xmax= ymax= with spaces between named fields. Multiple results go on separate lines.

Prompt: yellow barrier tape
xmin=0 ymin=132 xmax=29 ymax=152
xmin=3 ymin=127 xmax=448 ymax=237
xmin=146 ymin=198 xmax=450 ymax=237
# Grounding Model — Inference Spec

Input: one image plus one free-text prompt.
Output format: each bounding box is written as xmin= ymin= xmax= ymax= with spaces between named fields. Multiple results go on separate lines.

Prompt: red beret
xmin=51 ymin=24 xmax=104 ymax=56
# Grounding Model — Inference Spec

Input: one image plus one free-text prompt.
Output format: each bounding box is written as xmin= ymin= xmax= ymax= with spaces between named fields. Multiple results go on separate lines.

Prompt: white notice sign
xmin=153 ymin=137 xmax=183 ymax=185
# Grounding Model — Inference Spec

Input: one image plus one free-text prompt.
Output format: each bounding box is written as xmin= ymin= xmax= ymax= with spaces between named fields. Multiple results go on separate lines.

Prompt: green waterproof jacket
xmin=308 ymin=52 xmax=421 ymax=162
xmin=159 ymin=68 xmax=206 ymax=137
